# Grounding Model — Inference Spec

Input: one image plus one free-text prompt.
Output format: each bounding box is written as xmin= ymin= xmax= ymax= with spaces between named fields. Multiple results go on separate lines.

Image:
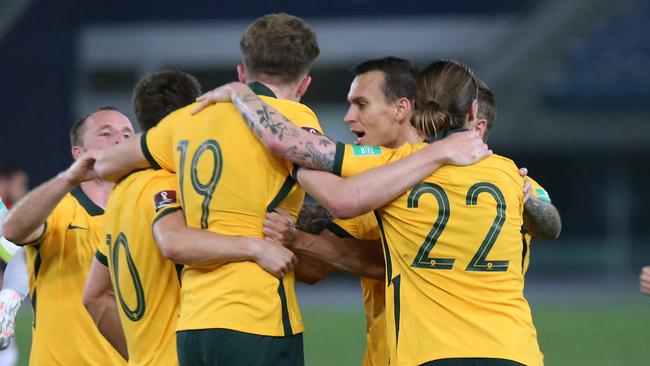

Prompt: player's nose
xmin=343 ymin=107 xmax=357 ymax=125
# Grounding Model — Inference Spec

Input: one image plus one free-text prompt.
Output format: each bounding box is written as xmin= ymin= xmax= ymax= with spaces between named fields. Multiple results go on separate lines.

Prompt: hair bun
xmin=426 ymin=100 xmax=441 ymax=109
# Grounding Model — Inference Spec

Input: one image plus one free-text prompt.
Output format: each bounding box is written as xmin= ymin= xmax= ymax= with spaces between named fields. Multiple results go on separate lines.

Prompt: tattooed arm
xmin=264 ymin=203 xmax=384 ymax=281
xmin=223 ymin=84 xmax=338 ymax=171
xmin=193 ymin=82 xmax=490 ymax=217
xmin=523 ymin=198 xmax=562 ymax=240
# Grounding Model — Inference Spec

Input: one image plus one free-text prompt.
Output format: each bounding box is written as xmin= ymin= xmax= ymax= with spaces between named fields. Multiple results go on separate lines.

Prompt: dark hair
xmin=476 ymin=79 xmax=496 ymax=142
xmin=412 ymin=60 xmax=478 ymax=139
xmin=132 ymin=70 xmax=202 ymax=131
xmin=69 ymin=106 xmax=120 ymax=147
xmin=0 ymin=162 xmax=25 ymax=180
xmin=240 ymin=13 xmax=320 ymax=84
xmin=351 ymin=56 xmax=418 ymax=102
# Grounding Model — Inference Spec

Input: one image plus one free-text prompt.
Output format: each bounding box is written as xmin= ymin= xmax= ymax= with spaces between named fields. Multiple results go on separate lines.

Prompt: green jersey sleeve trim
xmin=326 ymin=221 xmax=355 ymax=239
xmin=333 ymin=142 xmax=345 ymax=176
xmin=140 ymin=131 xmax=162 ymax=170
xmin=266 ymin=175 xmax=296 ymax=213
xmin=95 ymin=250 xmax=108 ymax=267
xmin=20 ymin=221 xmax=48 ymax=246
xmin=151 ymin=206 xmax=183 ymax=230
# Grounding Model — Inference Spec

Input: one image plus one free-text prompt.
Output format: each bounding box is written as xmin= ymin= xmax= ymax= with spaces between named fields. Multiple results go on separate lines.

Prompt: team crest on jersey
xmin=301 ymin=126 xmax=322 ymax=135
xmin=154 ymin=190 xmax=178 ymax=212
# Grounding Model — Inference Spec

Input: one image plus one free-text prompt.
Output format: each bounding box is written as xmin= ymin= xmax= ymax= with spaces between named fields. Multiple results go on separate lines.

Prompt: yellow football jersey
xmin=521 ymin=177 xmax=552 ymax=274
xmin=142 ymin=83 xmax=322 ymax=336
xmin=329 ymin=214 xmax=386 ymax=366
xmin=96 ymin=169 xmax=182 ymax=366
xmin=334 ymin=142 xmax=543 ymax=366
xmin=24 ymin=187 xmax=126 ymax=365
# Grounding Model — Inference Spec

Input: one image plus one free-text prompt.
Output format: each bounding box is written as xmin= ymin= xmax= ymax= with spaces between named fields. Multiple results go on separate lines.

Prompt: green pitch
xmin=11 ymin=298 xmax=650 ymax=365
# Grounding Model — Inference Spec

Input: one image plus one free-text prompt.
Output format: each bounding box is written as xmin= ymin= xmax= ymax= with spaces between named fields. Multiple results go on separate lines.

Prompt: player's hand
xmin=435 ymin=131 xmax=491 ymax=166
xmin=62 ymin=149 xmax=99 ymax=185
xmin=640 ymin=266 xmax=650 ymax=296
xmin=263 ymin=209 xmax=297 ymax=248
xmin=191 ymin=82 xmax=244 ymax=115
xmin=250 ymin=238 xmax=298 ymax=279
xmin=519 ymin=167 xmax=532 ymax=202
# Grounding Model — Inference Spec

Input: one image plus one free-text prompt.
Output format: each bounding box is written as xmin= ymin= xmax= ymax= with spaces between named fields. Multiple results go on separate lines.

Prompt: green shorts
xmin=176 ymin=328 xmax=304 ymax=366
xmin=421 ymin=358 xmax=525 ymax=366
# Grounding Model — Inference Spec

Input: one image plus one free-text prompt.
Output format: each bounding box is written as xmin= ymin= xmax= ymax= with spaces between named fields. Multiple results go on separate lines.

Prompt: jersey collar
xmin=248 ymin=82 xmax=277 ymax=98
xmin=71 ymin=187 xmax=104 ymax=216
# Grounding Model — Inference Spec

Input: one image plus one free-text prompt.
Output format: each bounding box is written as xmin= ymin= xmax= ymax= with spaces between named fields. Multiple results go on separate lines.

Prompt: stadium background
xmin=2 ymin=0 xmax=650 ymax=364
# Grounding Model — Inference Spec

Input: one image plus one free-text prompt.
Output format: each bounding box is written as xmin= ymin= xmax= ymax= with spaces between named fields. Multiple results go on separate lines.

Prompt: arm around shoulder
xmin=523 ymin=197 xmax=562 ymax=240
xmin=95 ymin=133 xmax=149 ymax=183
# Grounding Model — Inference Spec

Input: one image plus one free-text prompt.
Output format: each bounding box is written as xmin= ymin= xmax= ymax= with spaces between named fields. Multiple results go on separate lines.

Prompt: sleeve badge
xmin=154 ymin=190 xmax=178 ymax=212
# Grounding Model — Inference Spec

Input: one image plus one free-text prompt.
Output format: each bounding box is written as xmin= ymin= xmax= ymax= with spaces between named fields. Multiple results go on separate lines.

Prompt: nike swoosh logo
xmin=67 ymin=224 xmax=88 ymax=231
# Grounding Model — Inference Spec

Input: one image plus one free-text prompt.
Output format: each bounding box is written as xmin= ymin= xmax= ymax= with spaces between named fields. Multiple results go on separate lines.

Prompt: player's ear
xmin=237 ymin=64 xmax=246 ymax=83
xmin=71 ymin=146 xmax=82 ymax=160
xmin=466 ymin=99 xmax=479 ymax=124
xmin=297 ymin=75 xmax=312 ymax=99
xmin=474 ymin=119 xmax=488 ymax=139
xmin=395 ymin=97 xmax=411 ymax=123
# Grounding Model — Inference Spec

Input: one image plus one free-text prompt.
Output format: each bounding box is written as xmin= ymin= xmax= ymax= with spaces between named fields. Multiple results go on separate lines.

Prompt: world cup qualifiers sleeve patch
xmin=301 ymin=126 xmax=322 ymax=135
xmin=534 ymin=188 xmax=551 ymax=202
xmin=352 ymin=145 xmax=382 ymax=156
xmin=154 ymin=190 xmax=178 ymax=212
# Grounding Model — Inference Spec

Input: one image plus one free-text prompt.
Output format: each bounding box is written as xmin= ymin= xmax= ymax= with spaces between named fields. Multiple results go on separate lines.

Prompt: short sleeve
xmin=150 ymin=175 xmax=183 ymax=229
xmin=336 ymin=143 xmax=417 ymax=177
xmin=95 ymin=235 xmax=109 ymax=267
xmin=329 ymin=212 xmax=380 ymax=240
xmin=22 ymin=197 xmax=71 ymax=247
xmin=142 ymin=117 xmax=176 ymax=172
xmin=528 ymin=177 xmax=551 ymax=203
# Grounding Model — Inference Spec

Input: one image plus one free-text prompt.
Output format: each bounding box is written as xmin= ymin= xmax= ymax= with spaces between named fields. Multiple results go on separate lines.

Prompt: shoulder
xmin=477 ymin=154 xmax=520 ymax=174
xmin=263 ymin=97 xmax=321 ymax=131
xmin=112 ymin=169 xmax=176 ymax=203
xmin=161 ymin=103 xmax=197 ymax=124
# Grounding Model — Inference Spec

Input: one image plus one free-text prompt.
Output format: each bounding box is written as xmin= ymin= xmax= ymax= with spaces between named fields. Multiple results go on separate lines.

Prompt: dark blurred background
xmin=1 ymin=0 xmax=649 ymax=364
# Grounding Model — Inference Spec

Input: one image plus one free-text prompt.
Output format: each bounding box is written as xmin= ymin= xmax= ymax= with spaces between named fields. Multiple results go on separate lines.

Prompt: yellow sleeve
xmin=328 ymin=217 xmax=359 ymax=238
xmin=142 ymin=117 xmax=176 ymax=172
xmin=334 ymin=143 xmax=413 ymax=177
xmin=528 ymin=176 xmax=552 ymax=203
xmin=150 ymin=175 xmax=183 ymax=229
xmin=329 ymin=212 xmax=380 ymax=240
xmin=22 ymin=196 xmax=72 ymax=247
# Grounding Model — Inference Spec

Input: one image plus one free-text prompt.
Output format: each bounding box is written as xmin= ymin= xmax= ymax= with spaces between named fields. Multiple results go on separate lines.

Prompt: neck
xmin=389 ymin=123 xmax=422 ymax=148
xmin=79 ymin=179 xmax=113 ymax=209
xmin=252 ymin=80 xmax=301 ymax=102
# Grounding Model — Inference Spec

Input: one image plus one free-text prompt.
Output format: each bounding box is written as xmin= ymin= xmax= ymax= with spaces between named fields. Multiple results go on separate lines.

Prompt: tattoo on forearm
xmin=523 ymin=197 xmax=561 ymax=240
xmin=232 ymin=89 xmax=337 ymax=172
xmin=305 ymin=141 xmax=335 ymax=171
xmin=297 ymin=202 xmax=333 ymax=234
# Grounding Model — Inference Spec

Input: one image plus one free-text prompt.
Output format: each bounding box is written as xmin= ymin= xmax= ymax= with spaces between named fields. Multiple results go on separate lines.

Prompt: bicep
xmin=152 ymin=208 xmax=185 ymax=246
xmin=83 ymin=258 xmax=112 ymax=303
xmin=15 ymin=224 xmax=46 ymax=246
xmin=296 ymin=169 xmax=343 ymax=198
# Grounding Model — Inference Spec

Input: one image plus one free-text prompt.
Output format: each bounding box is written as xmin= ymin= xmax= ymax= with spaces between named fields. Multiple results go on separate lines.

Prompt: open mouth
xmin=352 ymin=131 xmax=365 ymax=144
